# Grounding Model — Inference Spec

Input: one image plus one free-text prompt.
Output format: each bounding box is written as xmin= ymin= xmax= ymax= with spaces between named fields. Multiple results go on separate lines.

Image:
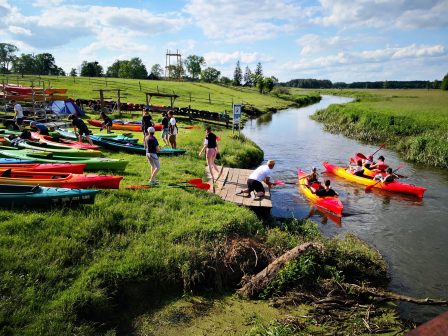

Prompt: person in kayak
xmin=316 ymin=179 xmax=339 ymax=197
xmin=305 ymin=167 xmax=321 ymax=192
xmin=161 ymin=112 xmax=170 ymax=146
xmin=144 ymin=126 xmax=160 ymax=185
xmin=141 ymin=109 xmax=154 ymax=136
xmin=30 ymin=121 xmax=50 ymax=135
xmin=374 ymin=167 xmax=397 ymax=183
xmin=236 ymin=160 xmax=275 ymax=200
xmin=369 ymin=155 xmax=386 ymax=170
xmin=68 ymin=114 xmax=93 ymax=145
xmin=99 ymin=111 xmax=113 ymax=134
xmin=349 ymin=160 xmax=365 ymax=176
xmin=198 ymin=126 xmax=220 ymax=181
xmin=363 ymin=155 xmax=374 ymax=169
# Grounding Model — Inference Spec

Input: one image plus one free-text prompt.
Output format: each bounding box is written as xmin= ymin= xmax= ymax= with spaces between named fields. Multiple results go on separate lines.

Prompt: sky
xmin=1 ymin=0 xmax=447 ymax=82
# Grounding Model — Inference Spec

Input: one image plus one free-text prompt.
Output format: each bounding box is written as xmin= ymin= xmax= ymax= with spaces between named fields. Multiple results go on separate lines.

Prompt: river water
xmin=242 ymin=95 xmax=448 ymax=323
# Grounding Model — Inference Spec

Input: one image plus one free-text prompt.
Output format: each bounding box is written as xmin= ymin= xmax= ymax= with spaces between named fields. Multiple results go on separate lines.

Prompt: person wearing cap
xmin=11 ymin=100 xmax=24 ymax=131
xmin=144 ymin=126 xmax=160 ymax=185
xmin=370 ymin=155 xmax=386 ymax=171
xmin=68 ymin=114 xmax=93 ymax=145
xmin=198 ymin=126 xmax=219 ymax=181
xmin=30 ymin=121 xmax=49 ymax=135
xmin=236 ymin=160 xmax=275 ymax=200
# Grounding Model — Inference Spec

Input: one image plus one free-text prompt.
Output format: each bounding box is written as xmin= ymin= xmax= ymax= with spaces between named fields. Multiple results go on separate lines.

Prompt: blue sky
xmin=1 ymin=0 xmax=447 ymax=82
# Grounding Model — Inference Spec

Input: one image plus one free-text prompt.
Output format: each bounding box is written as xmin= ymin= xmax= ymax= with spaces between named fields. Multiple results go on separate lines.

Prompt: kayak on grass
xmin=0 ymin=163 xmax=86 ymax=174
xmin=88 ymin=119 xmax=163 ymax=132
xmin=0 ymin=184 xmax=97 ymax=207
xmin=323 ymin=162 xmax=426 ymax=197
xmin=0 ymin=169 xmax=122 ymax=189
xmin=32 ymin=133 xmax=100 ymax=150
xmin=298 ymin=169 xmax=343 ymax=216
xmin=91 ymin=137 xmax=186 ymax=156
xmin=0 ymin=149 xmax=128 ymax=171
xmin=56 ymin=129 xmax=137 ymax=143
xmin=8 ymin=139 xmax=103 ymax=157
xmin=0 ymin=158 xmax=33 ymax=164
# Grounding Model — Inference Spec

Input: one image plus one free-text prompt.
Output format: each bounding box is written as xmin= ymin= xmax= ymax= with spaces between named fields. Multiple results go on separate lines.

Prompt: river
xmin=242 ymin=95 xmax=448 ymax=323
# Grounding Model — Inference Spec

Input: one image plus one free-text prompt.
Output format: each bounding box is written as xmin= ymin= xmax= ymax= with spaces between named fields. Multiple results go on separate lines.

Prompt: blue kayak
xmin=92 ymin=137 xmax=186 ymax=156
xmin=0 ymin=158 xmax=33 ymax=164
xmin=0 ymin=184 xmax=97 ymax=207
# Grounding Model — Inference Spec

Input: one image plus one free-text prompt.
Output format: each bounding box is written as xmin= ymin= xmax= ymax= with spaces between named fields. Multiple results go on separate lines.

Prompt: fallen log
xmin=238 ymin=242 xmax=324 ymax=298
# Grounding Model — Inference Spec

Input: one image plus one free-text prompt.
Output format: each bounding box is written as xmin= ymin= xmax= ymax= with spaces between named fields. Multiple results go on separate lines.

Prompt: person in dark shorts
xmin=144 ymin=126 xmax=161 ymax=185
xmin=198 ymin=126 xmax=220 ymax=181
xmin=236 ymin=160 xmax=275 ymax=200
xmin=68 ymin=114 xmax=93 ymax=145
xmin=161 ymin=112 xmax=170 ymax=146
xmin=142 ymin=109 xmax=154 ymax=136
xmin=99 ymin=111 xmax=113 ymax=133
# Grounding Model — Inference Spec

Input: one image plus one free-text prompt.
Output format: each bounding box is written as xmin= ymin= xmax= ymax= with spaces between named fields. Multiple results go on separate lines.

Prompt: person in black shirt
xmin=144 ymin=126 xmax=160 ymax=185
xmin=199 ymin=126 xmax=220 ymax=181
xmin=161 ymin=112 xmax=170 ymax=146
xmin=142 ymin=109 xmax=154 ymax=136
xmin=316 ymin=180 xmax=339 ymax=197
xmin=100 ymin=111 xmax=113 ymax=134
xmin=68 ymin=114 xmax=93 ymax=145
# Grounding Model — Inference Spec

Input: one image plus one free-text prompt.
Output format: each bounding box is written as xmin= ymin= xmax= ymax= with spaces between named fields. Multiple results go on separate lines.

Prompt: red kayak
xmin=88 ymin=119 xmax=163 ymax=132
xmin=323 ymin=162 xmax=426 ymax=198
xmin=0 ymin=163 xmax=86 ymax=174
xmin=0 ymin=169 xmax=122 ymax=189
xmin=32 ymin=133 xmax=99 ymax=150
xmin=298 ymin=169 xmax=343 ymax=216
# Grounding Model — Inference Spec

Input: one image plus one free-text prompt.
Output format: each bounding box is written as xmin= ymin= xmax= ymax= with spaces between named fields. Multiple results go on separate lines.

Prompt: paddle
xmin=273 ymin=180 xmax=297 ymax=185
xmin=175 ymin=178 xmax=203 ymax=185
xmin=365 ymin=164 xmax=404 ymax=192
xmin=371 ymin=143 xmax=385 ymax=157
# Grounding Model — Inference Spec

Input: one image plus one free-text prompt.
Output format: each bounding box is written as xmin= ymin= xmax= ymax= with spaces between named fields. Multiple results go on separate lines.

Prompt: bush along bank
xmin=311 ymin=98 xmax=448 ymax=168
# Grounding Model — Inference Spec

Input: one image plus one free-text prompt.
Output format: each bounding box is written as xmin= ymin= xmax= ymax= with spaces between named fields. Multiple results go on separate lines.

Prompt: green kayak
xmin=0 ymin=184 xmax=97 ymax=208
xmin=6 ymin=139 xmax=103 ymax=157
xmin=56 ymin=129 xmax=136 ymax=142
xmin=0 ymin=148 xmax=128 ymax=171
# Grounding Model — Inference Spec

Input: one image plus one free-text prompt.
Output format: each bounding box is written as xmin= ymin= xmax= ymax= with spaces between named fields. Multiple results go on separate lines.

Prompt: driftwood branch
xmin=342 ymin=283 xmax=448 ymax=306
xmin=238 ymin=242 xmax=324 ymax=298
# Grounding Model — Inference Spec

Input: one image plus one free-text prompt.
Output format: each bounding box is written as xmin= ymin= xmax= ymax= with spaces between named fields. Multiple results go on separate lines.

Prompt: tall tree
xmin=441 ymin=73 xmax=448 ymax=91
xmin=80 ymin=61 xmax=103 ymax=77
xmin=184 ymin=55 xmax=205 ymax=80
xmin=0 ymin=43 xmax=18 ymax=73
xmin=243 ymin=66 xmax=253 ymax=86
xmin=127 ymin=57 xmax=148 ymax=79
xmin=70 ymin=68 xmax=77 ymax=77
xmin=34 ymin=53 xmax=57 ymax=75
xmin=264 ymin=77 xmax=275 ymax=93
xmin=106 ymin=60 xmax=123 ymax=78
xmin=11 ymin=53 xmax=36 ymax=76
xmin=200 ymin=67 xmax=221 ymax=83
xmin=433 ymin=80 xmax=439 ymax=89
xmin=150 ymin=64 xmax=163 ymax=79
xmin=254 ymin=62 xmax=263 ymax=77
xmin=233 ymin=60 xmax=242 ymax=86
xmin=166 ymin=64 xmax=185 ymax=79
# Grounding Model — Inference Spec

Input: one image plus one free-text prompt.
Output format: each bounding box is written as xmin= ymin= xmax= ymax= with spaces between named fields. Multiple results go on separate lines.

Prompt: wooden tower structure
xmin=165 ymin=49 xmax=182 ymax=80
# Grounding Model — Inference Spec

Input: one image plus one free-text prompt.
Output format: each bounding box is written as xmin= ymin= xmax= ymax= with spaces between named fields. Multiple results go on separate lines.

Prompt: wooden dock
xmin=206 ymin=166 xmax=272 ymax=208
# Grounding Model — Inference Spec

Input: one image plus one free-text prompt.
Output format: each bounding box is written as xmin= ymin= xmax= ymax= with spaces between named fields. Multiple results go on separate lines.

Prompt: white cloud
xmin=314 ymin=0 xmax=448 ymax=30
xmin=8 ymin=26 xmax=32 ymax=36
xmin=184 ymin=0 xmax=306 ymax=43
xmin=297 ymin=34 xmax=356 ymax=55
xmin=204 ymin=51 xmax=273 ymax=66
xmin=32 ymin=0 xmax=64 ymax=8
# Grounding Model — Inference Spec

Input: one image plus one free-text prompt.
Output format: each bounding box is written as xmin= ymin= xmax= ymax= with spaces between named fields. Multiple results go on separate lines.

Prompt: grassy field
xmin=0 ymin=74 xmax=294 ymax=113
xmin=308 ymin=89 xmax=448 ymax=168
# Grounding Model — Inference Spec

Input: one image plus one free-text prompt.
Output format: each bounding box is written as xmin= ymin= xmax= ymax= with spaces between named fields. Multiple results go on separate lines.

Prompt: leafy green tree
xmin=184 ymin=55 xmax=205 ymax=80
xmin=166 ymin=64 xmax=185 ymax=79
xmin=219 ymin=76 xmax=232 ymax=85
xmin=243 ymin=66 xmax=253 ymax=86
xmin=106 ymin=60 xmax=123 ymax=77
xmin=80 ymin=61 xmax=103 ymax=77
xmin=257 ymin=76 xmax=265 ymax=93
xmin=233 ymin=60 xmax=242 ymax=86
xmin=128 ymin=58 xmax=148 ymax=79
xmin=150 ymin=64 xmax=163 ymax=79
xmin=70 ymin=68 xmax=77 ymax=77
xmin=201 ymin=67 xmax=221 ymax=83
xmin=433 ymin=80 xmax=439 ymax=89
xmin=254 ymin=62 xmax=263 ymax=77
xmin=0 ymin=43 xmax=18 ymax=73
xmin=11 ymin=53 xmax=36 ymax=76
xmin=264 ymin=77 xmax=275 ymax=93
xmin=383 ymin=80 xmax=389 ymax=89
xmin=35 ymin=53 xmax=58 ymax=75
xmin=441 ymin=73 xmax=448 ymax=91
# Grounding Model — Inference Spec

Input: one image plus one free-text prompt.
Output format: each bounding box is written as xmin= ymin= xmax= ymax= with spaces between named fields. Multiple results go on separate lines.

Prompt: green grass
xmin=309 ymin=89 xmax=448 ymax=168
xmin=0 ymin=74 xmax=293 ymax=113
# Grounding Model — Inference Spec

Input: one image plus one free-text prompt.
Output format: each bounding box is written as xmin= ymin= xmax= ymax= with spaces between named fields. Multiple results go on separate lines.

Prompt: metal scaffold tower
xmin=165 ymin=49 xmax=182 ymax=80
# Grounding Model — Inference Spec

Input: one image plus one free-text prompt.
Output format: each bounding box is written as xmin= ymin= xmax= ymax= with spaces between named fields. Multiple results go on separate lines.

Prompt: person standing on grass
xmin=236 ymin=160 xmax=275 ymax=200
xmin=141 ymin=109 xmax=154 ymax=136
xmin=161 ymin=112 xmax=170 ymax=146
xmin=144 ymin=126 xmax=160 ymax=185
xmin=68 ymin=114 xmax=93 ymax=145
xmin=199 ymin=126 xmax=220 ymax=181
xmin=168 ymin=111 xmax=178 ymax=149
xmin=99 ymin=111 xmax=113 ymax=134
xmin=11 ymin=100 xmax=24 ymax=131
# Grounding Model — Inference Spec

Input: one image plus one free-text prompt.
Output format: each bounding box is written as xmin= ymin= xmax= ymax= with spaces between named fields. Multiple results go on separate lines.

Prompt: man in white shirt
xmin=236 ymin=160 xmax=275 ymax=200
xmin=168 ymin=111 xmax=178 ymax=149
xmin=12 ymin=100 xmax=24 ymax=131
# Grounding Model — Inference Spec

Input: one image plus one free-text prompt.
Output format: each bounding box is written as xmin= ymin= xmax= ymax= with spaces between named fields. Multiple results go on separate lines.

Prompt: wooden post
xmin=209 ymin=92 xmax=211 ymax=104
xmin=189 ymin=92 xmax=191 ymax=102
xmin=117 ymin=89 xmax=121 ymax=117
xmin=157 ymin=85 xmax=159 ymax=93
xmin=99 ymin=89 xmax=104 ymax=114
xmin=145 ymin=93 xmax=149 ymax=106
xmin=105 ymin=77 xmax=107 ymax=87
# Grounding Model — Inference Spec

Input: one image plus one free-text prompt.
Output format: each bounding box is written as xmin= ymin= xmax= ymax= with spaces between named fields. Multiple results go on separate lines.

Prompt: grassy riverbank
xmin=308 ymin=89 xmax=448 ymax=168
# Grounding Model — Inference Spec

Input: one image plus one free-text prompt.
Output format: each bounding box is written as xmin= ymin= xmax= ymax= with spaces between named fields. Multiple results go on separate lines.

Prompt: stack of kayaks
xmin=323 ymin=162 xmax=426 ymax=197
xmin=88 ymin=119 xmax=163 ymax=132
xmin=297 ymin=169 xmax=343 ymax=216
xmin=0 ymin=184 xmax=97 ymax=207
xmin=0 ymin=169 xmax=122 ymax=189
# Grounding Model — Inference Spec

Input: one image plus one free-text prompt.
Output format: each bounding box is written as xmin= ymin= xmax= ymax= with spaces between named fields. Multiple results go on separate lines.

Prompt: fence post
xmin=209 ymin=93 xmax=211 ymax=104
xmin=189 ymin=92 xmax=191 ymax=102
xmin=105 ymin=77 xmax=107 ymax=87
xmin=157 ymin=85 xmax=159 ymax=93
xmin=139 ymin=81 xmax=142 ymax=91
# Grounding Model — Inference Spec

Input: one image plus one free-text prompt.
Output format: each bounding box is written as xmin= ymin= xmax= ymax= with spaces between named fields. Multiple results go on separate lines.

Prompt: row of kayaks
xmin=297 ymin=159 xmax=426 ymax=217
xmin=87 ymin=119 xmax=195 ymax=132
